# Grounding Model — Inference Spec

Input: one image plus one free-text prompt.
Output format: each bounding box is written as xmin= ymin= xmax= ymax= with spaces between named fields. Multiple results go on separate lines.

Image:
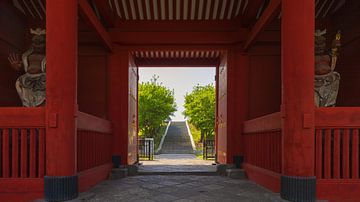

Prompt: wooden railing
xmin=0 ymin=107 xmax=46 ymax=178
xmin=315 ymin=108 xmax=360 ymax=179
xmin=243 ymin=112 xmax=282 ymax=173
xmin=77 ymin=112 xmax=112 ymax=172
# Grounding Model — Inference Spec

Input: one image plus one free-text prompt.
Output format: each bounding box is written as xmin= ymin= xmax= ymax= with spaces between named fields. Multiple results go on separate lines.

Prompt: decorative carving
xmin=8 ymin=28 xmax=46 ymax=107
xmin=314 ymin=29 xmax=341 ymax=107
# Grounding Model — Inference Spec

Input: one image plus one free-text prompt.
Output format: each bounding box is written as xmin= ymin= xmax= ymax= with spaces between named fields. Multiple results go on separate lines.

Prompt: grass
xmin=188 ymin=123 xmax=201 ymax=145
xmin=139 ymin=123 xmax=168 ymax=151
xmin=153 ymin=123 xmax=167 ymax=150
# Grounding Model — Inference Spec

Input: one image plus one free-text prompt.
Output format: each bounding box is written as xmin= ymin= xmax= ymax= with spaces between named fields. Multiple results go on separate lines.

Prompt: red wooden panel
xmin=82 ymin=132 xmax=86 ymax=171
xmin=266 ymin=134 xmax=270 ymax=170
xmin=315 ymin=108 xmax=360 ymax=128
xmin=11 ymin=129 xmax=19 ymax=178
xmin=20 ymin=129 xmax=27 ymax=178
xmin=352 ymin=129 xmax=359 ymax=179
xmin=92 ymin=132 xmax=96 ymax=168
xmin=29 ymin=129 xmax=36 ymax=178
xmin=38 ymin=129 xmax=45 ymax=177
xmin=0 ymin=107 xmax=45 ymax=128
xmin=324 ymin=129 xmax=331 ymax=179
xmin=269 ymin=133 xmax=274 ymax=171
xmin=2 ymin=129 xmax=10 ymax=177
xmin=315 ymin=129 xmax=323 ymax=178
xmin=279 ymin=132 xmax=282 ymax=172
xmin=342 ymin=129 xmax=350 ymax=179
xmin=333 ymin=129 xmax=341 ymax=179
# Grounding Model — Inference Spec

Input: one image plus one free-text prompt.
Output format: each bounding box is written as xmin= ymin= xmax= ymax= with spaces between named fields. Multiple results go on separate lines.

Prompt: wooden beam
xmin=243 ymin=0 xmax=281 ymax=51
xmin=242 ymin=0 xmax=265 ymax=26
xmin=114 ymin=20 xmax=240 ymax=32
xmin=109 ymin=29 xmax=248 ymax=45
xmin=0 ymin=107 xmax=45 ymax=127
xmin=79 ymin=0 xmax=113 ymax=51
xmin=135 ymin=58 xmax=220 ymax=67
xmin=77 ymin=111 xmax=112 ymax=134
xmin=93 ymin=0 xmax=115 ymax=27
xmin=243 ymin=112 xmax=281 ymax=133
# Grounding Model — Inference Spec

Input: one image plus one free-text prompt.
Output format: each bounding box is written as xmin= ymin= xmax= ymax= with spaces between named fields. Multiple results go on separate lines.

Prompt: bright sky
xmin=139 ymin=67 xmax=216 ymax=120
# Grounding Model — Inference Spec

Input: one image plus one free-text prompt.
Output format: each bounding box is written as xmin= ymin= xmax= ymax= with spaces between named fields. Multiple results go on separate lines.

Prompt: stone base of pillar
xmin=112 ymin=155 xmax=121 ymax=168
xmin=44 ymin=175 xmax=78 ymax=201
xmin=233 ymin=155 xmax=244 ymax=168
xmin=280 ymin=175 xmax=316 ymax=202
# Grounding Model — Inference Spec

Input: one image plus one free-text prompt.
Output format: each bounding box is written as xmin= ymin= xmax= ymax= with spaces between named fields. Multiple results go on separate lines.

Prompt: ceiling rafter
xmin=79 ymin=0 xmax=113 ymax=51
xmin=94 ymin=0 xmax=116 ymax=27
xmin=243 ymin=0 xmax=281 ymax=51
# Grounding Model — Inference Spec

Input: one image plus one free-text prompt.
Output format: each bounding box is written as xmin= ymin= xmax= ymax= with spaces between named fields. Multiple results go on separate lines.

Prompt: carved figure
xmin=314 ymin=29 xmax=341 ymax=107
xmin=8 ymin=28 xmax=46 ymax=107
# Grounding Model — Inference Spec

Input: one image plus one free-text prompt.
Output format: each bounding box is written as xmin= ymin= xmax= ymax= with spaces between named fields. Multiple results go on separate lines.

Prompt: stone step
xmin=160 ymin=150 xmax=195 ymax=154
xmin=225 ymin=168 xmax=246 ymax=179
xmin=138 ymin=171 xmax=218 ymax=176
xmin=159 ymin=121 xmax=194 ymax=154
xmin=109 ymin=168 xmax=128 ymax=180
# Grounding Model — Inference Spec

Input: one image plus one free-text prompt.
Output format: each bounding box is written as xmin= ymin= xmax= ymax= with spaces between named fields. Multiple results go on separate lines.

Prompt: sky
xmin=139 ymin=67 xmax=216 ymax=120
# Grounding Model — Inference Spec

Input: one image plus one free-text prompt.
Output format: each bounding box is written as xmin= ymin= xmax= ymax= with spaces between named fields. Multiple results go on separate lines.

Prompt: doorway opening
xmin=137 ymin=67 xmax=217 ymax=173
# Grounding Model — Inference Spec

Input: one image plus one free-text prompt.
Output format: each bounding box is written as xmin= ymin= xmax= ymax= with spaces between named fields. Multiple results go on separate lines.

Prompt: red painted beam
xmin=78 ymin=163 xmax=112 ymax=192
xmin=0 ymin=107 xmax=45 ymax=127
xmin=114 ymin=20 xmax=240 ymax=32
xmin=315 ymin=108 xmax=360 ymax=128
xmin=93 ymin=0 xmax=115 ymax=27
xmin=242 ymin=0 xmax=266 ymax=26
xmin=77 ymin=111 xmax=112 ymax=134
xmin=243 ymin=112 xmax=281 ymax=133
xmin=109 ymin=29 xmax=248 ymax=45
xmin=79 ymin=0 xmax=113 ymax=51
xmin=135 ymin=58 xmax=220 ymax=67
xmin=82 ymin=30 xmax=279 ymax=46
xmin=244 ymin=0 xmax=281 ymax=51
xmin=243 ymin=163 xmax=281 ymax=192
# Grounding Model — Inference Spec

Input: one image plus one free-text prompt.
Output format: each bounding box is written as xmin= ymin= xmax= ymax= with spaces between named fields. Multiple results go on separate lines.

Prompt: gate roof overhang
xmin=10 ymin=0 xmax=345 ymax=53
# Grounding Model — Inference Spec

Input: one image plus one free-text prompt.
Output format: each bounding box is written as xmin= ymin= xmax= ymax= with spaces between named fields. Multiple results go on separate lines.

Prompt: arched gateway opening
xmin=1 ymin=0 xmax=360 ymax=201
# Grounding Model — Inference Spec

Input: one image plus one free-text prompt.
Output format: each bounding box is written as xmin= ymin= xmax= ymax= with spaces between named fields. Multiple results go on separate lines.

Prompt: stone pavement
xmin=139 ymin=154 xmax=216 ymax=173
xmin=86 ymin=175 xmax=288 ymax=202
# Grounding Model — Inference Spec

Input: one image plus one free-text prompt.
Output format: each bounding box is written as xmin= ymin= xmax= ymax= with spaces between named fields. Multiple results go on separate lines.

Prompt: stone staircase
xmin=159 ymin=121 xmax=195 ymax=154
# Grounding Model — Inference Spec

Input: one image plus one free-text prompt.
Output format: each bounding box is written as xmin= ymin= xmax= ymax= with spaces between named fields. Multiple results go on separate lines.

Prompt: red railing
xmin=243 ymin=112 xmax=282 ymax=173
xmin=315 ymin=108 xmax=360 ymax=179
xmin=0 ymin=107 xmax=46 ymax=178
xmin=77 ymin=112 xmax=112 ymax=172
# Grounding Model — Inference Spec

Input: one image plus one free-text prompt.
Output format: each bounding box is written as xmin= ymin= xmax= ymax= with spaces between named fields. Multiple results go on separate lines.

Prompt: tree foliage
xmin=138 ymin=75 xmax=177 ymax=138
xmin=183 ymin=84 xmax=215 ymax=142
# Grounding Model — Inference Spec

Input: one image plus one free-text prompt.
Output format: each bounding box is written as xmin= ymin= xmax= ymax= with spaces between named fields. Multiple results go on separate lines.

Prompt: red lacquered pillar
xmin=281 ymin=0 xmax=315 ymax=201
xmin=108 ymin=50 xmax=129 ymax=166
xmin=227 ymin=49 xmax=250 ymax=166
xmin=45 ymin=0 xmax=78 ymax=201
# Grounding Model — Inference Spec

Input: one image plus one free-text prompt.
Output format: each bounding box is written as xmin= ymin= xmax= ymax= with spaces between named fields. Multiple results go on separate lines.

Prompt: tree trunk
xmin=200 ymin=131 xmax=205 ymax=143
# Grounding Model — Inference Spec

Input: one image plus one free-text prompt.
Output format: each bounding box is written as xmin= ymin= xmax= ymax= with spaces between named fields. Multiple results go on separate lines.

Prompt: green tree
xmin=138 ymin=75 xmax=177 ymax=139
xmin=183 ymin=84 xmax=215 ymax=143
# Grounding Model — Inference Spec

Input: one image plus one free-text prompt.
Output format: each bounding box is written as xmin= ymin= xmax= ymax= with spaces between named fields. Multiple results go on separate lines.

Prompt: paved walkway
xmin=139 ymin=154 xmax=216 ymax=173
xmin=86 ymin=175 xmax=287 ymax=202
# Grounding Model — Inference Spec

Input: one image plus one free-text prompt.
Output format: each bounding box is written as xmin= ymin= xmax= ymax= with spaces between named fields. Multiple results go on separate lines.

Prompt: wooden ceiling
xmin=11 ymin=0 xmax=346 ymax=28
